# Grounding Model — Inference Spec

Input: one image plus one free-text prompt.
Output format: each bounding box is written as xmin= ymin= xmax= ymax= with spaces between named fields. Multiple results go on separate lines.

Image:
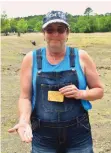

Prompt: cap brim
xmin=42 ymin=19 xmax=69 ymax=29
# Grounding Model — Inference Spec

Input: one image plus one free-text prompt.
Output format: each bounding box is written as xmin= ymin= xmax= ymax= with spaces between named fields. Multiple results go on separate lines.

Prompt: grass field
xmin=1 ymin=32 xmax=111 ymax=153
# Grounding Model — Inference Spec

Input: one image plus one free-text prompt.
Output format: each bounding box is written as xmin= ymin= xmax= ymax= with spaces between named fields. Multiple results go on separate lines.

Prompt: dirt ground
xmin=1 ymin=33 xmax=111 ymax=153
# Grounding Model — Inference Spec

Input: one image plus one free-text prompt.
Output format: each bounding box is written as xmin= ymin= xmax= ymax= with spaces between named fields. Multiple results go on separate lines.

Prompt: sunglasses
xmin=44 ymin=27 xmax=67 ymax=34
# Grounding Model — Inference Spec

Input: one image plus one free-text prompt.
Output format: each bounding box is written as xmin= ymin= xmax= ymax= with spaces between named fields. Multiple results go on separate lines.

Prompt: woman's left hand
xmin=59 ymin=84 xmax=85 ymax=99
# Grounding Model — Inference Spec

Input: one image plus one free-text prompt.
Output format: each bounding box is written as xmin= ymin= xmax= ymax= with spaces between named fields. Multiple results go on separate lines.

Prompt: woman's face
xmin=43 ymin=23 xmax=69 ymax=50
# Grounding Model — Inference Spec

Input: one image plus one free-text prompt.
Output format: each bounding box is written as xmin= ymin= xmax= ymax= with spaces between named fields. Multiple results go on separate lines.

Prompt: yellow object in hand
xmin=48 ymin=91 xmax=64 ymax=102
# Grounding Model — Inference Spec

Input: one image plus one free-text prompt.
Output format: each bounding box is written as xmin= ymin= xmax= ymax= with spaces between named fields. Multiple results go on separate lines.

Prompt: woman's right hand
xmin=8 ymin=122 xmax=33 ymax=143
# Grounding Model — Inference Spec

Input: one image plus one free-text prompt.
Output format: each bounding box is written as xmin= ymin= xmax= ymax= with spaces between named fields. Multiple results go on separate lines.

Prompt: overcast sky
xmin=1 ymin=1 xmax=111 ymax=18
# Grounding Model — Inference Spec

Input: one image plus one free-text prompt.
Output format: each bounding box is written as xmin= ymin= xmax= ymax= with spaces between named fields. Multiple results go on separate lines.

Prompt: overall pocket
xmin=41 ymin=83 xmax=74 ymax=112
xmin=78 ymin=114 xmax=91 ymax=131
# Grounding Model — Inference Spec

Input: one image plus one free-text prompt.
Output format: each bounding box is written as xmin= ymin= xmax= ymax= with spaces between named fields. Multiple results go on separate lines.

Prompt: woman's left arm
xmin=59 ymin=50 xmax=104 ymax=101
xmin=79 ymin=50 xmax=104 ymax=101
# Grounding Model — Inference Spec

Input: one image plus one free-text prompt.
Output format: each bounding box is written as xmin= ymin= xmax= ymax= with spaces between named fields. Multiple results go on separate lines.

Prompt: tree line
xmin=1 ymin=7 xmax=111 ymax=36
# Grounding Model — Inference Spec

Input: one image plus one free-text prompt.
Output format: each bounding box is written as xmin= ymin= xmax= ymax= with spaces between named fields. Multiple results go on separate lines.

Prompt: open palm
xmin=8 ymin=122 xmax=33 ymax=143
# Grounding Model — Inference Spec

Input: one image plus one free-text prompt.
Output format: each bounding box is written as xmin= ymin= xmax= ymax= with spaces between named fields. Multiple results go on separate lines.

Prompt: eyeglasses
xmin=44 ymin=27 xmax=67 ymax=34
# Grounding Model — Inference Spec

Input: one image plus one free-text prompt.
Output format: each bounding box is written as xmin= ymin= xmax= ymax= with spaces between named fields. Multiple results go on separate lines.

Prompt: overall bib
xmin=31 ymin=48 xmax=94 ymax=153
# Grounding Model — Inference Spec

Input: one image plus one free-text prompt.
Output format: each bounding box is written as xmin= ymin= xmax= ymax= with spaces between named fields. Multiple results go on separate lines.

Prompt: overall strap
xmin=36 ymin=48 xmax=42 ymax=71
xmin=31 ymin=48 xmax=42 ymax=119
xmin=69 ymin=47 xmax=75 ymax=68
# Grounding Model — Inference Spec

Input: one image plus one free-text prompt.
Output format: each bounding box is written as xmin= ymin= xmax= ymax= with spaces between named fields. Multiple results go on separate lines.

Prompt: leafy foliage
xmin=1 ymin=11 xmax=11 ymax=35
xmin=1 ymin=8 xmax=111 ymax=35
xmin=84 ymin=7 xmax=93 ymax=16
xmin=17 ymin=19 xmax=28 ymax=33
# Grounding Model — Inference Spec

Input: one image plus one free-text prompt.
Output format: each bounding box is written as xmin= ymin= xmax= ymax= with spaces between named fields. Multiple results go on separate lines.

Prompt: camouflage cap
xmin=42 ymin=11 xmax=69 ymax=29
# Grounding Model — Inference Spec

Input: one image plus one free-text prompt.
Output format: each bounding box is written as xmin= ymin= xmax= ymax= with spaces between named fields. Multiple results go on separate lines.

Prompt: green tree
xmin=16 ymin=19 xmax=28 ymax=36
xmin=94 ymin=14 xmax=101 ymax=32
xmin=88 ymin=16 xmax=96 ymax=32
xmin=67 ymin=13 xmax=79 ymax=33
xmin=98 ymin=16 xmax=107 ymax=32
xmin=1 ymin=11 xmax=11 ymax=35
xmin=84 ymin=7 xmax=93 ymax=16
xmin=10 ymin=18 xmax=17 ymax=32
xmin=34 ymin=21 xmax=42 ymax=32
xmin=104 ymin=16 xmax=111 ymax=31
xmin=27 ymin=15 xmax=44 ymax=32
xmin=76 ymin=16 xmax=90 ymax=33
xmin=27 ymin=17 xmax=38 ymax=32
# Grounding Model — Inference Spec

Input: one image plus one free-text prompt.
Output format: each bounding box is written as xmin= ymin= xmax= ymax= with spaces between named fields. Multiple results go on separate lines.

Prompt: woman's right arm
xmin=8 ymin=51 xmax=33 ymax=143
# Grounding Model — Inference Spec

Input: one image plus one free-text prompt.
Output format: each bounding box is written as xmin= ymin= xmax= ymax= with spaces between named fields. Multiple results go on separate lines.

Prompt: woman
xmin=8 ymin=11 xmax=104 ymax=153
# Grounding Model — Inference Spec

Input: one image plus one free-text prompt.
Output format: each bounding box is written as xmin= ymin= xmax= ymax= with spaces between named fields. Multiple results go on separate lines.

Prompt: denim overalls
xmin=31 ymin=47 xmax=94 ymax=153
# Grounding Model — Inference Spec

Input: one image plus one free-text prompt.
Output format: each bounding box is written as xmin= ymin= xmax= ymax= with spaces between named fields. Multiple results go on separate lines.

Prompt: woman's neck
xmin=46 ymin=46 xmax=67 ymax=64
xmin=46 ymin=46 xmax=66 ymax=58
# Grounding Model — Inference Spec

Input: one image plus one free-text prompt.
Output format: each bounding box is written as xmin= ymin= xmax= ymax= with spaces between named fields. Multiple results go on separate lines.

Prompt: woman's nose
xmin=52 ymin=31 xmax=59 ymax=36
